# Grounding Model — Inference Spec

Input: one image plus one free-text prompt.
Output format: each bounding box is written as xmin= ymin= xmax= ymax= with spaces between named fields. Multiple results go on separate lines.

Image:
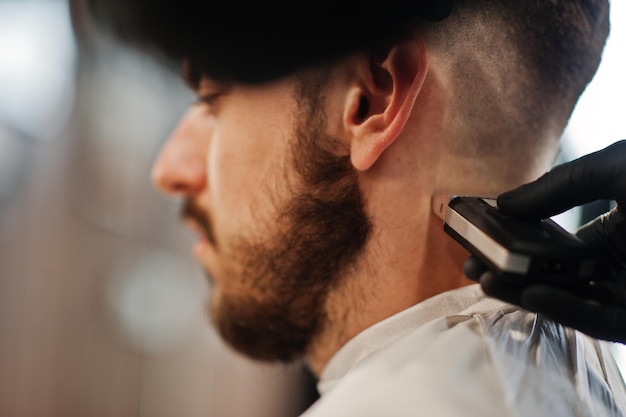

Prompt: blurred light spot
xmin=0 ymin=1 xmax=76 ymax=140
xmin=564 ymin=1 xmax=626 ymax=157
xmin=108 ymin=252 xmax=207 ymax=354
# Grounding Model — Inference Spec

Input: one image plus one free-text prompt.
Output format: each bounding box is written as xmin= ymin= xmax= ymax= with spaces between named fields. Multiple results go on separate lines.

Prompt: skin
xmin=152 ymin=32 xmax=560 ymax=376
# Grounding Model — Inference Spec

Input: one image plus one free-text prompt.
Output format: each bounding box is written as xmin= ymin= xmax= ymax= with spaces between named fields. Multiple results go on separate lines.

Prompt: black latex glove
xmin=464 ymin=140 xmax=626 ymax=343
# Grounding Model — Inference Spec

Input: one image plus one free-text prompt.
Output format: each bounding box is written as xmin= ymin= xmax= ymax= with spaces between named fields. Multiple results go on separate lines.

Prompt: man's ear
xmin=346 ymin=33 xmax=428 ymax=171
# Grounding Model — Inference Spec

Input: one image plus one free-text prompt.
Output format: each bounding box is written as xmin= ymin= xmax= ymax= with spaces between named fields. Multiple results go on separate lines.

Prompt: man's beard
xmin=184 ymin=77 xmax=371 ymax=363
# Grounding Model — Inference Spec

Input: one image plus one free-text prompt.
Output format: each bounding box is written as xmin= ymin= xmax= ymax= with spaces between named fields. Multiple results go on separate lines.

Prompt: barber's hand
xmin=465 ymin=140 xmax=626 ymax=343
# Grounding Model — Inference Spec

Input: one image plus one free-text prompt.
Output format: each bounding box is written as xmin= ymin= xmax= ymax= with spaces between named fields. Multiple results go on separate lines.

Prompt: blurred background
xmin=0 ymin=1 xmax=624 ymax=416
xmin=0 ymin=0 xmax=316 ymax=416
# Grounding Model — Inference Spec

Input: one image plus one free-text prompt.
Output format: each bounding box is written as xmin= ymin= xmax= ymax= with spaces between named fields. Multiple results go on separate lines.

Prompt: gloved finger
xmin=497 ymin=140 xmax=626 ymax=219
xmin=463 ymin=256 xmax=488 ymax=282
xmin=479 ymin=272 xmax=524 ymax=307
xmin=576 ymin=207 xmax=626 ymax=257
xmin=522 ymin=284 xmax=626 ymax=344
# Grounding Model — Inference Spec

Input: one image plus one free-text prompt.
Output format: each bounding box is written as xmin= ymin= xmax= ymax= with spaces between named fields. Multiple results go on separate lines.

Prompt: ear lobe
xmin=348 ymin=33 xmax=428 ymax=171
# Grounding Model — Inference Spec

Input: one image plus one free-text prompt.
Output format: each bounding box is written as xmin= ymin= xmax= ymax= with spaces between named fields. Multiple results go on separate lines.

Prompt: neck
xmin=305 ymin=190 xmax=473 ymax=376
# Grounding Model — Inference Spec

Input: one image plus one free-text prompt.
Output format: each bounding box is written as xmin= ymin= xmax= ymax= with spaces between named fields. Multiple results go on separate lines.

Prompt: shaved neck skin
xmin=305 ymin=61 xmax=560 ymax=376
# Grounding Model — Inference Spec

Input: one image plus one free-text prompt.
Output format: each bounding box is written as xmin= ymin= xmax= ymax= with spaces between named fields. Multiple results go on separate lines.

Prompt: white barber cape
xmin=301 ymin=284 xmax=626 ymax=417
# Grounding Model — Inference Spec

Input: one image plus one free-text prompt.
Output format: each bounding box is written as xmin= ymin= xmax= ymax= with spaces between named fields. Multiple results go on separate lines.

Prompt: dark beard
xmin=211 ymin=75 xmax=372 ymax=362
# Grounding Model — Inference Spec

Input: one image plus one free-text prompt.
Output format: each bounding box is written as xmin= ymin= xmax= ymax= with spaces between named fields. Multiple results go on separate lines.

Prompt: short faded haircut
xmin=423 ymin=0 xmax=609 ymax=165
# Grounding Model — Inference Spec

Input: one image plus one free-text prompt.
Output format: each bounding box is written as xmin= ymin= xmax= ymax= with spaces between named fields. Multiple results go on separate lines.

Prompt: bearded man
xmin=88 ymin=1 xmax=626 ymax=415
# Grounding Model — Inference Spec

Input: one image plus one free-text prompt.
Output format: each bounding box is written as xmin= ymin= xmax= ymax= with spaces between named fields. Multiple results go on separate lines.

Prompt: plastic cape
xmin=305 ymin=285 xmax=626 ymax=417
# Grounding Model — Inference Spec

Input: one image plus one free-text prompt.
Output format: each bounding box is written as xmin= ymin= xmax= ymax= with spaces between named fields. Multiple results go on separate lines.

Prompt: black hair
xmin=86 ymin=0 xmax=453 ymax=84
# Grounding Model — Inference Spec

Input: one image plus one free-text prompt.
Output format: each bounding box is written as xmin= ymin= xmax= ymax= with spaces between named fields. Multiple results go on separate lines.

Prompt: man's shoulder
xmin=303 ymin=303 xmax=626 ymax=417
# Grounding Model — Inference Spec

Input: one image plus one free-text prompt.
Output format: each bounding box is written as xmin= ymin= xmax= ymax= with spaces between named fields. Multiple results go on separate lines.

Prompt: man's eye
xmin=195 ymin=93 xmax=221 ymax=107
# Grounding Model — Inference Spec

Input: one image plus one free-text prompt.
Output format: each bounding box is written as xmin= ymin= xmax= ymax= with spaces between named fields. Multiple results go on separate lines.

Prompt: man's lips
xmin=181 ymin=199 xmax=217 ymax=247
xmin=181 ymin=218 xmax=211 ymax=261
xmin=183 ymin=218 xmax=208 ymax=239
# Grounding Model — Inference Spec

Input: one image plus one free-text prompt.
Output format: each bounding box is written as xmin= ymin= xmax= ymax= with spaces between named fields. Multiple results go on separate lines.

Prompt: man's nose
xmin=151 ymin=108 xmax=208 ymax=196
